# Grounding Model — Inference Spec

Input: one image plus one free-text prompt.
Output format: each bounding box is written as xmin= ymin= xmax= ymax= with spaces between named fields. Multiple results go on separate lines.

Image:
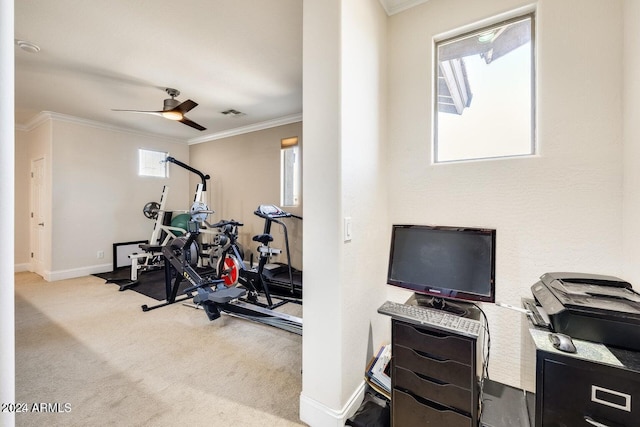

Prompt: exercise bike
xmin=209 ymin=207 xmax=302 ymax=309
xmin=244 ymin=205 xmax=303 ymax=300
xmin=204 ymin=217 xmax=303 ymax=333
xmin=141 ymin=208 xmax=302 ymax=334
xmin=139 ymin=206 xmax=244 ymax=319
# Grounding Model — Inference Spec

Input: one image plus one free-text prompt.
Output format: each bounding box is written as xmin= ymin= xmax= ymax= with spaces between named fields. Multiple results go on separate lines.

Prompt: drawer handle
xmin=591 ymin=385 xmax=631 ymax=412
xmin=584 ymin=416 xmax=611 ymax=427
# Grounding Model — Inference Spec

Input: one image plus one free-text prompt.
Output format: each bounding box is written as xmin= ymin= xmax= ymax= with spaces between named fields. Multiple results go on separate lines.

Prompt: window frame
xmin=138 ymin=148 xmax=169 ymax=178
xmin=280 ymin=137 xmax=300 ymax=207
xmin=433 ymin=12 xmax=536 ymax=164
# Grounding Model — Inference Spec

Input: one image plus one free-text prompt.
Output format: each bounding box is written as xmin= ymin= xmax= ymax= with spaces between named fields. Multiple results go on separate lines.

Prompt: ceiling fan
xmin=112 ymin=88 xmax=206 ymax=131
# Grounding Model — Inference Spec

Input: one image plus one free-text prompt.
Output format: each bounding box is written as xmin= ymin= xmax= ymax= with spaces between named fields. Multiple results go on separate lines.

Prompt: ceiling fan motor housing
xmin=163 ymin=98 xmax=180 ymax=110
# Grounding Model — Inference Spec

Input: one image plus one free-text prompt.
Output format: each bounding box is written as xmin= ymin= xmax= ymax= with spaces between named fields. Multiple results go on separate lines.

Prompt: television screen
xmin=387 ymin=225 xmax=496 ymax=305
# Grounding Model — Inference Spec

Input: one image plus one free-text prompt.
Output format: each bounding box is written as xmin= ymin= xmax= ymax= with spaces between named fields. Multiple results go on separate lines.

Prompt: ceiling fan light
xmin=162 ymin=111 xmax=183 ymax=121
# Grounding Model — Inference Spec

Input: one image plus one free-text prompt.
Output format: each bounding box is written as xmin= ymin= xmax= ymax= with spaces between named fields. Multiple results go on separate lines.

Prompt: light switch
xmin=344 ymin=217 xmax=352 ymax=242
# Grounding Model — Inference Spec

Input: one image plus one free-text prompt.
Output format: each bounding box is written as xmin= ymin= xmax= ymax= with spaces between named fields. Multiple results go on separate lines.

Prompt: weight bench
xmin=129 ymin=243 xmax=164 ymax=281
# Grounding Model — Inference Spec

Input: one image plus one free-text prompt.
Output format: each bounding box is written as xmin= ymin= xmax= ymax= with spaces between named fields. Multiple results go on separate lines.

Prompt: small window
xmin=138 ymin=149 xmax=168 ymax=178
xmin=434 ymin=13 xmax=535 ymax=163
xmin=281 ymin=137 xmax=300 ymax=207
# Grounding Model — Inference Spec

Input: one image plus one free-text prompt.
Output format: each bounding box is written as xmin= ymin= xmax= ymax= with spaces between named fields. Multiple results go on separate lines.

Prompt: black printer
xmin=531 ymin=272 xmax=640 ymax=352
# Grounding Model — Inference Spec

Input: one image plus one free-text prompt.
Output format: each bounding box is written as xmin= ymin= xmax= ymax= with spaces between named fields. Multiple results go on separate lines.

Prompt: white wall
xmin=1 ymin=0 xmax=15 ymax=423
xmin=387 ymin=0 xmax=624 ymax=389
xmin=623 ymin=0 xmax=640 ymax=285
xmin=339 ymin=0 xmax=389 ymax=406
xmin=16 ymin=115 xmax=190 ymax=280
xmin=300 ymin=0 xmax=388 ymax=425
xmin=300 ymin=0 xmax=344 ymax=421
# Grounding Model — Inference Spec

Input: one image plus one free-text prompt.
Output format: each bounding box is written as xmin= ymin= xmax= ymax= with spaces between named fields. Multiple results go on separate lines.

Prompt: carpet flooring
xmin=14 ymin=272 xmax=305 ymax=427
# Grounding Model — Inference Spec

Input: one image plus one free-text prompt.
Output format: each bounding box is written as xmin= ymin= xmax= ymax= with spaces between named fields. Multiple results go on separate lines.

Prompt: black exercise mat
xmin=94 ymin=267 xmax=191 ymax=301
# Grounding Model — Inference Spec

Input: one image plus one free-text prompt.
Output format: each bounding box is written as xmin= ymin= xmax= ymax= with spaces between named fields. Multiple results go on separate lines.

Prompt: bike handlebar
xmin=209 ymin=219 xmax=244 ymax=228
xmin=254 ymin=205 xmax=302 ymax=220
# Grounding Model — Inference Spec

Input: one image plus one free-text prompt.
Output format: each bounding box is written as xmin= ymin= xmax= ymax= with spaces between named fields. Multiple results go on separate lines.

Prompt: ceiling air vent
xmin=221 ymin=109 xmax=246 ymax=117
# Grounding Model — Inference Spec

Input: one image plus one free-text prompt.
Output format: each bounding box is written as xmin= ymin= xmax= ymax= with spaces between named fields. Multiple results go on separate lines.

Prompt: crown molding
xmin=187 ymin=113 xmax=303 ymax=145
xmin=17 ymin=111 xmax=303 ymax=145
xmin=18 ymin=111 xmax=184 ymax=143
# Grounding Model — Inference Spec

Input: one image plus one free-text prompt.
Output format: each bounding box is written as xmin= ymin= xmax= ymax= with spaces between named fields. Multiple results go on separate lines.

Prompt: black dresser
xmin=391 ymin=318 xmax=480 ymax=426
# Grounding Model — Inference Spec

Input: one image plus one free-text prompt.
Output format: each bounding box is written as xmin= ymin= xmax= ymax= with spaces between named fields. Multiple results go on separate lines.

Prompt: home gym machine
xmin=103 ymin=184 xmax=193 ymax=291
xmin=127 ymin=157 xmax=211 ymax=284
xmin=129 ymin=186 xmax=191 ymax=276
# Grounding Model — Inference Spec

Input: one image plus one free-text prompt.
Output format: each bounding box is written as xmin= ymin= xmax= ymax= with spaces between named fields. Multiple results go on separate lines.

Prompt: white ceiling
xmin=380 ymin=0 xmax=429 ymax=15
xmin=14 ymin=0 xmax=426 ymax=143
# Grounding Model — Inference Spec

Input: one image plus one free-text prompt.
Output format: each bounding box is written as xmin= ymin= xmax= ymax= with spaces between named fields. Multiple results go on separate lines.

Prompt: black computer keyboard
xmin=378 ymin=300 xmax=481 ymax=337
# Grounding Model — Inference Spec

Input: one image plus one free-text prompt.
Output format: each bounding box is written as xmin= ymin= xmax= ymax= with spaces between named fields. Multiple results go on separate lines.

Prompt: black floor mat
xmin=94 ymin=267 xmax=191 ymax=301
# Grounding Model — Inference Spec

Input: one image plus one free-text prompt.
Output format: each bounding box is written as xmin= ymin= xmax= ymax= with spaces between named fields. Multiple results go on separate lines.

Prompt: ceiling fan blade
xmin=112 ymin=109 xmax=164 ymax=116
xmin=113 ymin=91 xmax=204 ymax=130
xmin=180 ymin=116 xmax=206 ymax=131
xmin=174 ymin=99 xmax=198 ymax=114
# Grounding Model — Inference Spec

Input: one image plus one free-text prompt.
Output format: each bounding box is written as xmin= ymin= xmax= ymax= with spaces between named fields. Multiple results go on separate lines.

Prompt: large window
xmin=138 ymin=149 xmax=168 ymax=178
xmin=434 ymin=13 xmax=535 ymax=163
xmin=280 ymin=137 xmax=300 ymax=207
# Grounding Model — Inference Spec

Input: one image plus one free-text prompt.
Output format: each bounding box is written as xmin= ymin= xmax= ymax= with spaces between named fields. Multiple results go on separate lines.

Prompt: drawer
xmin=394 ymin=365 xmax=473 ymax=414
xmin=392 ymin=388 xmax=472 ymax=427
xmin=393 ymin=321 xmax=473 ymax=365
xmin=539 ymin=357 xmax=640 ymax=427
xmin=394 ymin=344 xmax=472 ymax=389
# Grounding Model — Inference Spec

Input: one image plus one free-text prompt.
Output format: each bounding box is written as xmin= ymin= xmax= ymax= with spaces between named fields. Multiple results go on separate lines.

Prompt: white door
xmin=31 ymin=157 xmax=46 ymax=276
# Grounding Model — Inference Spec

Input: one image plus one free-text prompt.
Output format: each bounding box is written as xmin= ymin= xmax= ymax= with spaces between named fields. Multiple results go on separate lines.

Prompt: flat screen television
xmin=387 ymin=224 xmax=496 ymax=314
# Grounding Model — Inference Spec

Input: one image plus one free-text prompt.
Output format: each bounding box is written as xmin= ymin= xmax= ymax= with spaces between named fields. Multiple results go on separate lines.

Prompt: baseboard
xmin=299 ymin=380 xmax=365 ymax=427
xmin=47 ymin=263 xmax=113 ymax=282
xmin=14 ymin=263 xmax=30 ymax=273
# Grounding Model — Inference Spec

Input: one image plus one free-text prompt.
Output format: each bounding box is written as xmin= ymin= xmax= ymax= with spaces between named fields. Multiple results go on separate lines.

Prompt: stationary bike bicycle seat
xmin=253 ymin=234 xmax=274 ymax=245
